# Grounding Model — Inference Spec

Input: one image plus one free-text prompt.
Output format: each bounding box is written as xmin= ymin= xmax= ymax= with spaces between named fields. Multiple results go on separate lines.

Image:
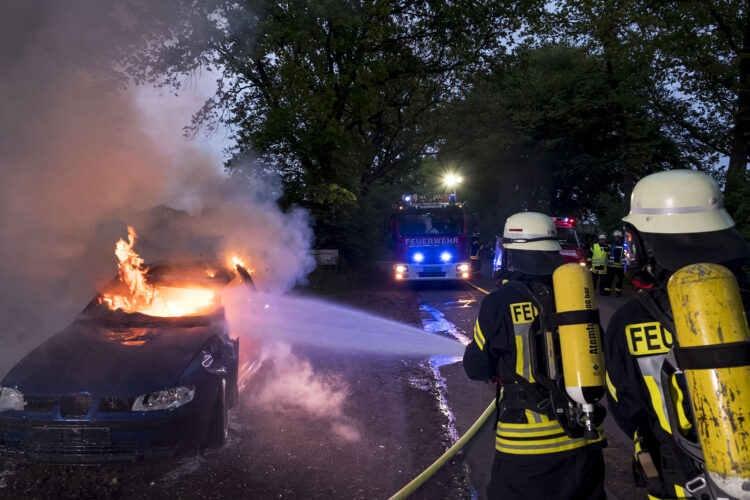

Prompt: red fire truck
xmin=552 ymin=217 xmax=587 ymax=266
xmin=391 ymin=195 xmax=471 ymax=281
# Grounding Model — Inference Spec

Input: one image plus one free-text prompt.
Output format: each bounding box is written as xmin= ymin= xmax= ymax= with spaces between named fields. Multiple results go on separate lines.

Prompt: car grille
xmin=99 ymin=397 xmax=134 ymax=412
xmin=60 ymin=394 xmax=93 ymax=418
xmin=24 ymin=397 xmax=58 ymax=413
xmin=0 ymin=438 xmax=137 ymax=456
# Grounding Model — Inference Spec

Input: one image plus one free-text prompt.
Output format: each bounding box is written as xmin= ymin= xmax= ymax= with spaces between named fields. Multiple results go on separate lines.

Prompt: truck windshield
xmin=556 ymin=226 xmax=580 ymax=249
xmin=398 ymin=208 xmax=464 ymax=237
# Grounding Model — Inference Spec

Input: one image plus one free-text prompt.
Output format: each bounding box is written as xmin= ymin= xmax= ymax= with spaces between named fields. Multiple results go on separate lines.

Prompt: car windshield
xmin=556 ymin=226 xmax=581 ymax=249
xmin=397 ymin=207 xmax=464 ymax=237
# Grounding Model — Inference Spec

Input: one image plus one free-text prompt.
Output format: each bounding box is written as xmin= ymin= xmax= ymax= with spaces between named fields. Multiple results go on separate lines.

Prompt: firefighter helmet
xmin=622 ymin=170 xmax=750 ymax=273
xmin=598 ymin=234 xmax=606 ymax=240
xmin=623 ymin=170 xmax=733 ymax=234
xmin=613 ymin=230 xmax=622 ymax=238
xmin=500 ymin=212 xmax=563 ymax=275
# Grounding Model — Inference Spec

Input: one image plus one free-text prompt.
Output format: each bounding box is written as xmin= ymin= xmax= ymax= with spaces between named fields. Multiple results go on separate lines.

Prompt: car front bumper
xmin=0 ymin=404 xmax=211 ymax=464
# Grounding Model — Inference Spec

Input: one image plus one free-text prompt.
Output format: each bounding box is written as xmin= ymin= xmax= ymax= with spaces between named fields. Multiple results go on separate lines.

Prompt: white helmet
xmin=622 ymin=170 xmax=749 ymax=272
xmin=500 ymin=212 xmax=563 ymax=275
xmin=598 ymin=234 xmax=606 ymax=240
xmin=613 ymin=230 xmax=623 ymax=237
xmin=503 ymin=212 xmax=561 ymax=251
xmin=623 ymin=170 xmax=734 ymax=234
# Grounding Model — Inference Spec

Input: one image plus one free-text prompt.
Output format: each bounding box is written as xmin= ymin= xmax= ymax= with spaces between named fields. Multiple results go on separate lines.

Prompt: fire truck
xmin=391 ymin=195 xmax=471 ymax=281
xmin=552 ymin=217 xmax=587 ymax=266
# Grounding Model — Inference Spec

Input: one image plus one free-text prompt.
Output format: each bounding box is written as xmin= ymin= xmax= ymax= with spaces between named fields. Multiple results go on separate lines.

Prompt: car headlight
xmin=132 ymin=386 xmax=195 ymax=411
xmin=0 ymin=386 xmax=24 ymax=412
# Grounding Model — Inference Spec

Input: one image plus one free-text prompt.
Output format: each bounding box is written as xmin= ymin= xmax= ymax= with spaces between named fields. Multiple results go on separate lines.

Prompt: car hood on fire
xmin=2 ymin=310 xmax=224 ymax=397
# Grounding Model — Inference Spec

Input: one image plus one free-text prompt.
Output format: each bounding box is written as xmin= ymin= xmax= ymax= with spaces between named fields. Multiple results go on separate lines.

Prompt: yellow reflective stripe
xmin=497 ymin=434 xmax=573 ymax=446
xmin=643 ymin=375 xmax=671 ymax=434
xmin=606 ymin=371 xmax=618 ymax=402
xmin=497 ymin=421 xmax=562 ymax=430
xmin=473 ymin=320 xmax=485 ymax=350
xmin=515 ymin=335 xmax=524 ymax=377
xmin=495 ymin=433 xmax=604 ymax=455
xmin=674 ymin=485 xmax=687 ymax=498
xmin=497 ymin=427 xmax=564 ymax=438
xmin=670 ymin=375 xmax=692 ymax=434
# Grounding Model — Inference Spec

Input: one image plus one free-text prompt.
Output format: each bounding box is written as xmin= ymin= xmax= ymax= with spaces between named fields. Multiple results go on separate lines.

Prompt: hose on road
xmin=388 ymin=397 xmax=498 ymax=500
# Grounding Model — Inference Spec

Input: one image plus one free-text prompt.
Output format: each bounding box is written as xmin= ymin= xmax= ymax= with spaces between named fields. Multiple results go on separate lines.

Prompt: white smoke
xmin=0 ymin=1 xmax=315 ymax=375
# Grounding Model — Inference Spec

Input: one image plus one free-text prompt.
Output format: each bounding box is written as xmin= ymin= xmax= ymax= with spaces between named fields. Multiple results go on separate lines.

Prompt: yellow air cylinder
xmin=553 ymin=263 xmax=605 ymax=405
xmin=668 ymin=263 xmax=750 ymax=498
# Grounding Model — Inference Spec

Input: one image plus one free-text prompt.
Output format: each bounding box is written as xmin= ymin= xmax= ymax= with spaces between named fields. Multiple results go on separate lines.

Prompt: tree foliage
xmin=438 ymin=44 xmax=697 ymax=235
xmin=132 ymin=0 xmax=538 ymax=259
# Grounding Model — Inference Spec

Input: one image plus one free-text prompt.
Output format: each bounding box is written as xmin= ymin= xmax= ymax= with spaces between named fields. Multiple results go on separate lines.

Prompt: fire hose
xmin=388 ymin=397 xmax=498 ymax=500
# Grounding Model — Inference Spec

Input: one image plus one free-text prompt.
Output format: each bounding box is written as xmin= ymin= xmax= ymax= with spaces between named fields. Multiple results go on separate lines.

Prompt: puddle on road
xmin=419 ymin=302 xmax=472 ymax=345
xmin=416 ymin=303 xmax=478 ymax=499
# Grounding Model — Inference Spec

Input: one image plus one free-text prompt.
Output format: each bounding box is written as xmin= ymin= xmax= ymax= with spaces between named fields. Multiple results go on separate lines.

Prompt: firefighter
xmin=588 ymin=234 xmax=609 ymax=294
xmin=603 ymin=170 xmax=750 ymax=499
xmin=464 ymin=211 xmax=606 ymax=500
xmin=603 ymin=230 xmax=625 ymax=296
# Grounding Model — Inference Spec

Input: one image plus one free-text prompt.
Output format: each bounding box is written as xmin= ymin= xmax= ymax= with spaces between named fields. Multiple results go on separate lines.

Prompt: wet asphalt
xmin=0 ymin=263 xmax=645 ymax=500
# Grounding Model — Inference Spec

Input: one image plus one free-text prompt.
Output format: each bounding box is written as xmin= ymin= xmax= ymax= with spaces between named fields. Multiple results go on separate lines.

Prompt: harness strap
xmin=675 ymin=341 xmax=750 ymax=369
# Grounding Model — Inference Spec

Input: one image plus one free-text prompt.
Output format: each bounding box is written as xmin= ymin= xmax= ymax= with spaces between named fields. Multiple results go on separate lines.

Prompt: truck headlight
xmin=457 ymin=263 xmax=470 ymax=272
xmin=132 ymin=386 xmax=195 ymax=411
xmin=0 ymin=386 xmax=24 ymax=412
xmin=394 ymin=264 xmax=406 ymax=273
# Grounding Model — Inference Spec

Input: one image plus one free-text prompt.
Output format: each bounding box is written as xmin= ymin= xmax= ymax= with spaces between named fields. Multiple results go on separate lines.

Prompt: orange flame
xmin=100 ymin=226 xmax=216 ymax=317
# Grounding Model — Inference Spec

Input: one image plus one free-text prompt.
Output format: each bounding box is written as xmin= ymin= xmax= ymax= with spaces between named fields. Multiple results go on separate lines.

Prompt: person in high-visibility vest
xmin=602 ymin=230 xmax=625 ymax=296
xmin=587 ymin=234 xmax=609 ymax=294
xmin=464 ymin=212 xmax=606 ymax=500
xmin=603 ymin=170 xmax=750 ymax=499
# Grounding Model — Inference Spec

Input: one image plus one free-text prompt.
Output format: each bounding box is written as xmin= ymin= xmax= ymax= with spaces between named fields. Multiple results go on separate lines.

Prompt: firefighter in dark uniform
xmin=603 ymin=230 xmax=625 ymax=296
xmin=603 ymin=170 xmax=750 ymax=499
xmin=588 ymin=234 xmax=609 ymax=294
xmin=464 ymin=212 xmax=606 ymax=500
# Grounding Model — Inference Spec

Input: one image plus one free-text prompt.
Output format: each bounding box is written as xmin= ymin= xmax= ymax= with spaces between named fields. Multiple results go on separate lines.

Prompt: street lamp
xmin=443 ymin=173 xmax=463 ymax=199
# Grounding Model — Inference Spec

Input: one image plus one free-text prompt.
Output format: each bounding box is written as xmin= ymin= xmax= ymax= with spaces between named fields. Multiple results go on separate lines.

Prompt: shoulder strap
xmin=637 ymin=288 xmax=676 ymax=335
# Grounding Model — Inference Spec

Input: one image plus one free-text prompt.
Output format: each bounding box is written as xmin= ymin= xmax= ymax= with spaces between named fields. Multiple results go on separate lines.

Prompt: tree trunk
xmin=725 ymin=11 xmax=750 ymax=198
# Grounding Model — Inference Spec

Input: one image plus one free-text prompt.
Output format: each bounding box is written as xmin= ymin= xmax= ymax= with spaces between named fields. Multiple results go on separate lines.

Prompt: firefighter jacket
xmin=464 ymin=278 xmax=606 ymax=458
xmin=609 ymin=240 xmax=625 ymax=268
xmin=588 ymin=243 xmax=609 ymax=274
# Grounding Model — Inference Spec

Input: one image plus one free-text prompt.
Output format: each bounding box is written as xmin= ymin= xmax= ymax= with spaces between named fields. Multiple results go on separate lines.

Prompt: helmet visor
xmin=649 ymin=227 xmax=750 ymax=271
xmin=624 ymin=228 xmax=642 ymax=271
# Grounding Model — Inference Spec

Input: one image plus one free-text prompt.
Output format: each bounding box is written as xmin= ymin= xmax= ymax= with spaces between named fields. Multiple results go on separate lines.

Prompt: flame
xmin=99 ymin=226 xmax=216 ymax=317
xmin=231 ymin=255 xmax=245 ymax=269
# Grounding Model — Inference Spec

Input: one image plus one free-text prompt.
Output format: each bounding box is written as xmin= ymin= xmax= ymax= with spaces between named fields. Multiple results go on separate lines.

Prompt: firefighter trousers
xmin=487 ymin=449 xmax=605 ymax=500
xmin=603 ymin=267 xmax=624 ymax=296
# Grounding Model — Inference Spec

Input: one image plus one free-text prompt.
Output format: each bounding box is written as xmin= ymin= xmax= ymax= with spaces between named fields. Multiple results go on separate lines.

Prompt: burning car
xmin=0 ymin=228 xmax=251 ymax=463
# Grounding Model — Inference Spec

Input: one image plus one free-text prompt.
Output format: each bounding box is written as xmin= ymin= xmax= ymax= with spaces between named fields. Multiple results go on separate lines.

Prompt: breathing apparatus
xmin=622 ymin=170 xmax=750 ymax=499
xmin=498 ymin=212 xmax=606 ymax=439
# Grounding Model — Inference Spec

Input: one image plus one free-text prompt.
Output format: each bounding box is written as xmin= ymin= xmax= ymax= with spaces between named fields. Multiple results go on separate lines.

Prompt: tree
xmin=131 ymin=0 xmax=538 ymax=260
xmin=438 ymin=44 xmax=697 ymax=235
xmin=649 ymin=0 xmax=750 ymax=235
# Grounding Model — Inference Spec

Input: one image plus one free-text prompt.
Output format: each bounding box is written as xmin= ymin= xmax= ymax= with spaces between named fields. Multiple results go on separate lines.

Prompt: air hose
xmin=388 ymin=397 xmax=498 ymax=500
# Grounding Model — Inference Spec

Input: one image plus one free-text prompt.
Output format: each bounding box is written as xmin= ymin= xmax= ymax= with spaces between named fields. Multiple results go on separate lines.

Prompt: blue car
xmin=0 ymin=263 xmax=243 ymax=463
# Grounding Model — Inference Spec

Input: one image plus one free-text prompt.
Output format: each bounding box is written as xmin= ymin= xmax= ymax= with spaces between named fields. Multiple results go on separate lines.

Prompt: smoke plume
xmin=0 ymin=1 xmax=314 ymax=376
